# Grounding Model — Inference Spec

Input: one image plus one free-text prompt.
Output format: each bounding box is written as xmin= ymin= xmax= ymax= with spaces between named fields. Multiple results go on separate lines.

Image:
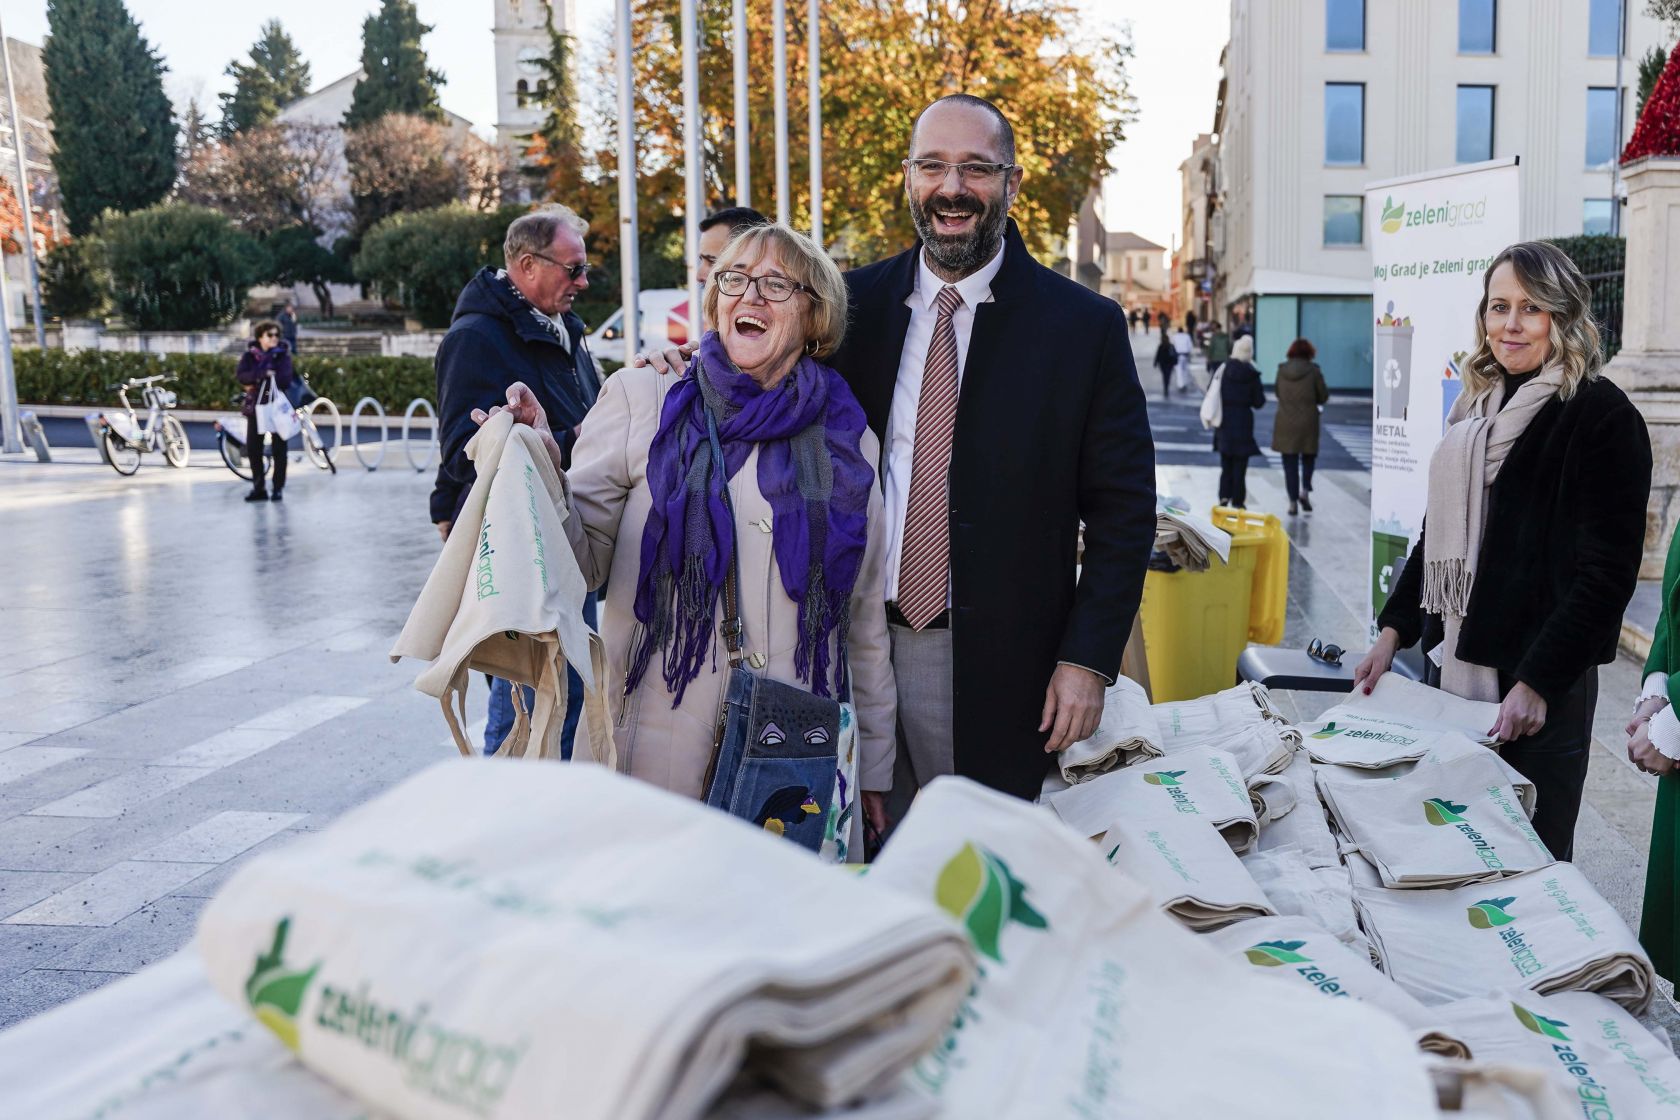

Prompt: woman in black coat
xmin=235 ymin=320 xmax=294 ymax=502
xmin=1153 ymin=332 xmax=1177 ymax=399
xmin=1213 ymin=335 xmax=1266 ymax=508
xmin=1353 ymin=242 xmax=1651 ymax=861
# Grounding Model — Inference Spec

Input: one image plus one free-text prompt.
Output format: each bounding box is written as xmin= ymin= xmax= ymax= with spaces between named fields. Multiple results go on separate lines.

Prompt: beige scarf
xmin=1421 ymin=366 xmax=1564 ymax=701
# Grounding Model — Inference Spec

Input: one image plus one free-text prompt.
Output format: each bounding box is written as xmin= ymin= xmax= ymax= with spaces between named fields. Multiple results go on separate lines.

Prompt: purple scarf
xmin=628 ymin=331 xmax=873 ymax=704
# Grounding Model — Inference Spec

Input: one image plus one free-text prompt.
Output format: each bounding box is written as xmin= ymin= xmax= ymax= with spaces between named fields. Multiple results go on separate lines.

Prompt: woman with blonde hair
xmin=1353 ymin=240 xmax=1651 ymax=860
xmin=474 ymin=223 xmax=895 ymax=846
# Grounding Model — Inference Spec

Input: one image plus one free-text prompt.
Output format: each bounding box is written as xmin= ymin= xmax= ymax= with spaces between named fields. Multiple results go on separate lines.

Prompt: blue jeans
xmin=484 ymin=593 xmax=596 ymax=757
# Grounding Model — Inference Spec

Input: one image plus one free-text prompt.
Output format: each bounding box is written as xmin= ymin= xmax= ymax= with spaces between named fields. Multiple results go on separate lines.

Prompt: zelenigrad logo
xmin=245 ymin=917 xmax=529 ymax=1113
xmin=1244 ymin=940 xmax=1354 ymax=998
xmin=1142 ymin=769 xmax=1185 ymax=786
xmin=1311 ymin=720 xmax=1419 ymax=745
xmin=935 ymin=841 xmax=1048 ymax=962
xmin=1424 ymin=797 xmax=1506 ymax=870
xmin=1378 ymin=193 xmax=1488 ymax=234
xmin=1464 ymin=898 xmax=1545 ymax=978
xmin=1142 ymin=769 xmax=1199 ymax=814
xmin=1511 ymin=1003 xmax=1616 ymax=1115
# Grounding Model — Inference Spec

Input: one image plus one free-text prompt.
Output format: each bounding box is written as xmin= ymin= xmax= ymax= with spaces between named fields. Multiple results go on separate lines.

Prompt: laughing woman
xmin=476 ymin=224 xmax=895 ymax=840
xmin=1353 ymin=241 xmax=1651 ymax=861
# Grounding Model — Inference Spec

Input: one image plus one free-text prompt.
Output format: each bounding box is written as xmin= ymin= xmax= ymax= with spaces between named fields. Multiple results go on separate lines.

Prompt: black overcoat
xmin=1378 ymin=375 xmax=1651 ymax=705
xmin=834 ymin=221 xmax=1157 ymax=799
xmin=1213 ymin=359 xmax=1266 ymax=457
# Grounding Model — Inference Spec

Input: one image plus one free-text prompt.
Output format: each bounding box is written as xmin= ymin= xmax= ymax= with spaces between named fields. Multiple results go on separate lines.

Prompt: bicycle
xmin=99 ymin=374 xmax=189 ymax=475
xmin=213 ymin=375 xmax=340 ymax=480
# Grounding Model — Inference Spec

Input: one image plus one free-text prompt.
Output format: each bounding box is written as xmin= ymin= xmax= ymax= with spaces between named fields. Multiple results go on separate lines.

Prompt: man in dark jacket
xmin=837 ymin=95 xmax=1156 ymax=807
xmin=430 ymin=204 xmax=601 ymax=757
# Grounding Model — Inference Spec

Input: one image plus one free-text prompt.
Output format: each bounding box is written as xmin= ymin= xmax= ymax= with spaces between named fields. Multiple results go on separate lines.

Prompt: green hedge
xmin=16 ymin=349 xmax=437 ymax=412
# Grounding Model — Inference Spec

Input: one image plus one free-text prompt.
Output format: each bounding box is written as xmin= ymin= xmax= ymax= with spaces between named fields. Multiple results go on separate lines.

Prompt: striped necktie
xmin=897 ymin=284 xmax=964 ymax=630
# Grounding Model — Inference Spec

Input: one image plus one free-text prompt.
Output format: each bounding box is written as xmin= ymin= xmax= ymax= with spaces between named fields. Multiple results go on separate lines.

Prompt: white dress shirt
xmin=881 ymin=245 xmax=1006 ymax=602
xmin=1639 ymin=672 xmax=1680 ymax=760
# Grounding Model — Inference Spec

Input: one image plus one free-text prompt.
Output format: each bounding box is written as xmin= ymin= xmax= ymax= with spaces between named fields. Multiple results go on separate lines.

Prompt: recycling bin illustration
xmin=1375 ymin=316 xmax=1413 ymax=422
xmin=1371 ymin=526 xmax=1412 ymax=616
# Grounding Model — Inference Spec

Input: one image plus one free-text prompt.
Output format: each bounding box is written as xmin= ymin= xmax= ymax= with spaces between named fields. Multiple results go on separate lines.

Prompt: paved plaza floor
xmin=0 ymin=340 xmax=1674 ymax=1045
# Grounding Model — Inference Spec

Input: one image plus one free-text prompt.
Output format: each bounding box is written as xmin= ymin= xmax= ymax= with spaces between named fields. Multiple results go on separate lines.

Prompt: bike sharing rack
xmin=348 ymin=397 xmax=387 ymax=471
xmin=402 ymin=398 xmax=439 ymax=473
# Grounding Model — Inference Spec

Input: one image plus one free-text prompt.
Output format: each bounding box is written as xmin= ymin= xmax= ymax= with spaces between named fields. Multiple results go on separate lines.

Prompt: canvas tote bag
xmin=390 ymin=410 xmax=613 ymax=766
xmin=1100 ymin=814 xmax=1273 ymax=930
xmin=865 ymin=776 xmax=1437 ymax=1118
xmin=197 ymin=760 xmax=974 ymax=1120
xmin=255 ymin=374 xmax=302 ymax=439
xmin=1044 ymin=745 xmax=1258 ymax=851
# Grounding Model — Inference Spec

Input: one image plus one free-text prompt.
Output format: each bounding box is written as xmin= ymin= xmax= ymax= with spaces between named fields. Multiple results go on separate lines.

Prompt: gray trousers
xmin=884 ymin=622 xmax=955 ymax=826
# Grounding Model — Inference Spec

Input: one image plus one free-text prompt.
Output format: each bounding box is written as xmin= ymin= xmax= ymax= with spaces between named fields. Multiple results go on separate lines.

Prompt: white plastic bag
xmin=256 ymin=374 xmax=301 ymax=439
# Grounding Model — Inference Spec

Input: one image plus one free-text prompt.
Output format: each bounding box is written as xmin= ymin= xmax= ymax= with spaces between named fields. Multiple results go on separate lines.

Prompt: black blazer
xmin=834 ymin=221 xmax=1157 ymax=799
xmin=1378 ymin=375 xmax=1651 ymax=705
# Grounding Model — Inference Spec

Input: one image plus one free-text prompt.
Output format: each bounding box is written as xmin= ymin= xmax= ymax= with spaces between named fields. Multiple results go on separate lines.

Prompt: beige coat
xmin=560 ymin=364 xmax=896 ymax=799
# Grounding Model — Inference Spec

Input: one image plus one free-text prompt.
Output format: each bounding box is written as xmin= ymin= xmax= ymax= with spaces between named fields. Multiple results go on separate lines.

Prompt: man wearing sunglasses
xmin=431 ymin=204 xmax=602 ymax=759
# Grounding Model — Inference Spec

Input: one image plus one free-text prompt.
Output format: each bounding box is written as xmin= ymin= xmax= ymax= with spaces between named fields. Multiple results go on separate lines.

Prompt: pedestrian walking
xmin=1271 ymin=337 xmax=1330 ymax=516
xmin=1172 ymin=323 xmax=1193 ymax=391
xmin=236 ymin=320 xmax=292 ymax=503
xmin=1354 ymin=241 xmax=1652 ymax=862
xmin=1185 ymin=309 xmax=1198 ymax=341
xmin=1207 ymin=321 xmax=1231 ymax=366
xmin=1629 ymin=526 xmax=1680 ymax=981
xmin=1152 ymin=332 xmax=1177 ymax=398
xmin=431 ymin=205 xmax=603 ymax=759
xmin=278 ymin=300 xmax=299 ymax=353
xmin=639 ymin=95 xmax=1156 ymax=814
xmin=478 ymin=223 xmax=896 ymax=840
xmin=1213 ymin=335 xmax=1265 ymax=509
xmin=1141 ymin=308 xmax=1152 ymax=332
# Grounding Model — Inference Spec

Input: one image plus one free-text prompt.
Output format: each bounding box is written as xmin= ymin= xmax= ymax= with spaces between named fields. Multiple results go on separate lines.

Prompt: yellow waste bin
xmin=1138 ymin=533 xmax=1260 ymax=703
xmin=1209 ymin=506 xmax=1290 ymax=646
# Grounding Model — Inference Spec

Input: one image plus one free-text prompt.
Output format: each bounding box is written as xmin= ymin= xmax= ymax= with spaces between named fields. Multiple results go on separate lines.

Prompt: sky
xmin=6 ymin=0 xmax=1228 ymax=254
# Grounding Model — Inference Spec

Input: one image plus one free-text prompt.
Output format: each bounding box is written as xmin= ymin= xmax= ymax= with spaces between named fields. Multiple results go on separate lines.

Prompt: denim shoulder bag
xmin=699 ymin=406 xmax=842 ymax=852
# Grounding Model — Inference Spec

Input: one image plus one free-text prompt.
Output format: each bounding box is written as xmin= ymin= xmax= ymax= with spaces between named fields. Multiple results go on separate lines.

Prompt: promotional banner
xmin=1364 ymin=159 xmax=1520 ymax=635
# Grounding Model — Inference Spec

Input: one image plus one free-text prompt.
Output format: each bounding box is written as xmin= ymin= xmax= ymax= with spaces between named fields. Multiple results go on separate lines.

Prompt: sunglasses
xmin=527 ymin=251 xmax=591 ymax=281
xmin=1307 ymin=638 xmax=1345 ymax=667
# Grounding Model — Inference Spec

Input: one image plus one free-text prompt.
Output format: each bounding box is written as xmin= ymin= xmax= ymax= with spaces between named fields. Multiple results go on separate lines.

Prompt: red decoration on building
xmin=1623 ymin=47 xmax=1680 ymax=163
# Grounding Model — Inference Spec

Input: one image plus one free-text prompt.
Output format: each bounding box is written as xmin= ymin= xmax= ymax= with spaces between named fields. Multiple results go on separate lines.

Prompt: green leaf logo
xmin=1244 ymin=939 xmax=1312 ymax=967
xmin=244 ymin=917 xmax=320 ymax=1052
xmin=1381 ymin=196 xmax=1406 ymax=233
xmin=1512 ymin=1003 xmax=1571 ymax=1041
xmin=1143 ymin=770 xmax=1187 ymax=787
xmin=934 ymin=842 xmax=1049 ymax=962
xmin=1467 ymin=897 xmax=1518 ymax=929
xmin=1424 ymin=797 xmax=1469 ymax=826
xmin=1310 ymin=722 xmax=1345 ymax=740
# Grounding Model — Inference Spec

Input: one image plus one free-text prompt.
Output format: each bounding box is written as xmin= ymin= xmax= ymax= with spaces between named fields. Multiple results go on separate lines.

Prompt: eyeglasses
xmin=527 ymin=251 xmax=591 ymax=281
xmin=904 ymin=158 xmax=1016 ymax=184
xmin=711 ymin=270 xmax=817 ymax=303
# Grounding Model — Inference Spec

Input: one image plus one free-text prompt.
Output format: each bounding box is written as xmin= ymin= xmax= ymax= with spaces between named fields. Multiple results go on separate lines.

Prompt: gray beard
xmin=911 ymin=204 xmax=1006 ymax=279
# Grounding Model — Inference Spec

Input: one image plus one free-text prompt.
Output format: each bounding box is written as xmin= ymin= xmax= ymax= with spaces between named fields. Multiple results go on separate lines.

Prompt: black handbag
xmin=698 ymin=407 xmax=841 ymax=852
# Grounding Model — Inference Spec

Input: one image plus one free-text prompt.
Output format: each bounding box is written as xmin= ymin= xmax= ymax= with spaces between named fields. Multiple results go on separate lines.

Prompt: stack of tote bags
xmin=863 ymin=777 xmax=1438 ymax=1118
xmin=390 ymin=409 xmax=614 ymax=765
xmin=196 ymin=761 xmax=975 ymax=1120
xmin=1057 ymin=680 xmax=1296 ymax=785
xmin=1044 ymin=746 xmax=1259 ymax=851
xmin=1100 ymin=815 xmax=1274 ymax=930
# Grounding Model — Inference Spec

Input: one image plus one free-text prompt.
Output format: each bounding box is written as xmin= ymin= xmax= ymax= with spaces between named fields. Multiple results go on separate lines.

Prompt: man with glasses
xmin=840 ymin=94 xmax=1155 ymax=812
xmin=638 ymin=96 xmax=1155 ymax=813
xmin=431 ymin=204 xmax=602 ymax=758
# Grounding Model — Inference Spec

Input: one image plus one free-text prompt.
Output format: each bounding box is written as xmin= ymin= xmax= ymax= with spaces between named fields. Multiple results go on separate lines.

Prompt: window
xmin=1456 ymin=86 xmax=1495 ymax=163
xmin=1583 ymin=199 xmax=1614 ymax=235
xmin=1324 ymin=196 xmax=1364 ymax=245
xmin=1459 ymin=0 xmax=1496 ymax=53
xmin=516 ymin=78 xmax=529 ymax=108
xmin=1138 ymin=257 xmax=1149 ymax=272
xmin=1326 ymin=0 xmax=1364 ymax=51
xmin=1586 ymin=87 xmax=1619 ymax=166
xmin=1325 ymin=83 xmax=1365 ymax=165
xmin=1588 ymin=0 xmax=1622 ymax=56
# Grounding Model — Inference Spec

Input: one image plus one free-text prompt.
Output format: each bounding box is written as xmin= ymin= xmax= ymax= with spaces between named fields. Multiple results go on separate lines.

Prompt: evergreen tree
xmin=42 ymin=0 xmax=177 ymax=235
xmin=343 ymin=0 xmax=445 ymax=128
xmin=179 ymin=97 xmax=214 ymax=163
xmin=1638 ymin=45 xmax=1669 ymax=121
xmin=527 ymin=0 xmax=585 ymax=200
xmin=219 ymin=20 xmax=313 ymax=137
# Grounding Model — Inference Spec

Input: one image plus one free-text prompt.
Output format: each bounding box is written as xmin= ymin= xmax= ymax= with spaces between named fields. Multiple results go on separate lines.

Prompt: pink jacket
xmin=561 ymin=365 xmax=896 ymax=799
